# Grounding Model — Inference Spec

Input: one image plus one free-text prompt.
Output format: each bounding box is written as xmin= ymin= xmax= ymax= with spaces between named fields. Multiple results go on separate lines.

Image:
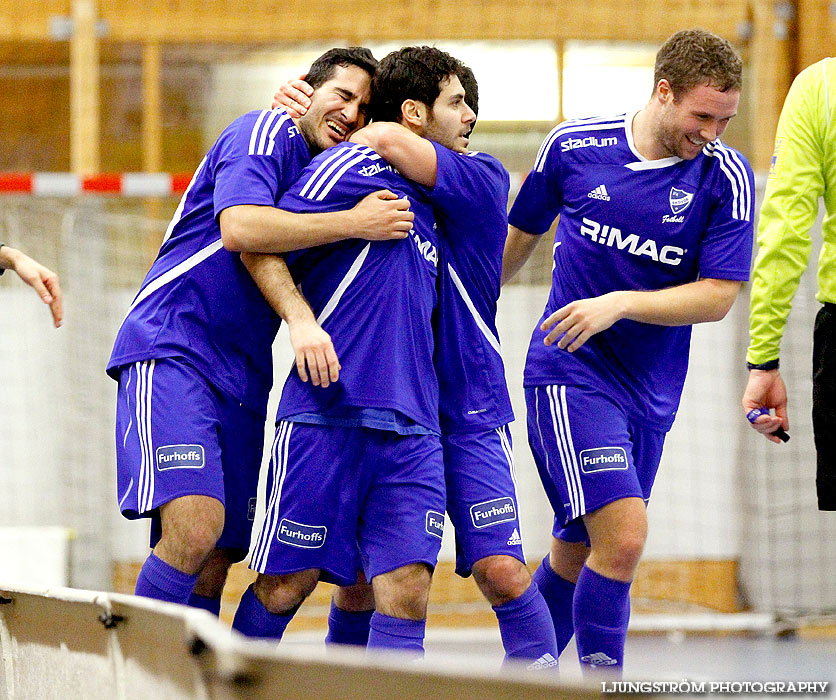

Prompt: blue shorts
xmin=249 ymin=421 xmax=446 ymax=586
xmin=114 ymin=358 xmax=264 ymax=559
xmin=525 ymin=384 xmax=666 ymax=543
xmin=443 ymin=426 xmax=526 ymax=577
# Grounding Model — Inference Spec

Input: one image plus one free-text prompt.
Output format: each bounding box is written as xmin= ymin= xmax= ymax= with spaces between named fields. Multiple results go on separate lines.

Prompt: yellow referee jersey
xmin=748 ymin=57 xmax=836 ymax=364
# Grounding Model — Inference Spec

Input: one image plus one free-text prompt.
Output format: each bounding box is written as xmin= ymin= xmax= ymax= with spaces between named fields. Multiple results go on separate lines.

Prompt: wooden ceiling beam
xmin=1 ymin=1 xmax=750 ymax=44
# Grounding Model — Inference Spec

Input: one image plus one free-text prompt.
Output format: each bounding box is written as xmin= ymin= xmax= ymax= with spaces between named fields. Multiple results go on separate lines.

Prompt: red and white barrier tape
xmin=0 ymin=173 xmax=192 ymax=197
xmin=0 ymin=171 xmax=528 ymax=197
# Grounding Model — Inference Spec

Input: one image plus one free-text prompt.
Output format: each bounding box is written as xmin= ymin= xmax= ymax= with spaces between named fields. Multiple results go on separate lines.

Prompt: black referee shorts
xmin=813 ymin=303 xmax=836 ymax=510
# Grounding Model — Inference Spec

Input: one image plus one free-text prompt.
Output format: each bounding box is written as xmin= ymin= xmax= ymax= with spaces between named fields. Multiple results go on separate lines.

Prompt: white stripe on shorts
xmin=494 ymin=425 xmax=517 ymax=488
xmin=136 ymin=360 xmax=156 ymax=514
xmin=546 ymin=385 xmax=585 ymax=520
xmin=251 ymin=421 xmax=293 ymax=573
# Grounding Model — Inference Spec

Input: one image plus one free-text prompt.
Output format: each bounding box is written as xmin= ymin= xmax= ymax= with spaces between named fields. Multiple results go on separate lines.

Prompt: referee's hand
xmin=741 ymin=369 xmax=789 ymax=444
xmin=287 ymin=317 xmax=341 ymax=388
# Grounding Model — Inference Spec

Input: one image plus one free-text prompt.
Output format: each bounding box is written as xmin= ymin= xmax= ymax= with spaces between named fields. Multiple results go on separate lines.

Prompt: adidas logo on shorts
xmin=527 ymin=653 xmax=559 ymax=670
xmin=581 ymin=651 xmax=618 ymax=666
xmin=507 ymin=528 xmax=523 ymax=546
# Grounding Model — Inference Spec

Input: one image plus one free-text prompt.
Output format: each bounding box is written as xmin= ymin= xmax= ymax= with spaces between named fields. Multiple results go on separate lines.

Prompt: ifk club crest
xmin=669 ymin=187 xmax=694 ymax=214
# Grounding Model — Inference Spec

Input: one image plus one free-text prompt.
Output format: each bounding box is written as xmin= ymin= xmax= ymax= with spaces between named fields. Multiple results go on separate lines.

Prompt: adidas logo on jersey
xmin=507 ymin=528 xmax=523 ymax=546
xmin=581 ymin=652 xmax=618 ymax=666
xmin=526 ymin=653 xmax=559 ymax=670
xmin=588 ymin=185 xmax=611 ymax=201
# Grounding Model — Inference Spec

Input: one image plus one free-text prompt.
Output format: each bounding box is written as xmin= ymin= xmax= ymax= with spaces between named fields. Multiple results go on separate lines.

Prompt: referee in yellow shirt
xmin=742 ymin=58 xmax=836 ymax=511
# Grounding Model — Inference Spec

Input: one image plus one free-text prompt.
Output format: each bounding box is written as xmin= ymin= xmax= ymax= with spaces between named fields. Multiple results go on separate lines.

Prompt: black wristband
xmin=0 ymin=242 xmax=5 ymax=276
xmin=747 ymin=359 xmax=779 ymax=371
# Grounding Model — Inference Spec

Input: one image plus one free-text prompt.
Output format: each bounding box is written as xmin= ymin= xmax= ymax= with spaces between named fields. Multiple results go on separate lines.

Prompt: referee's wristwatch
xmin=746 ymin=359 xmax=779 ymax=371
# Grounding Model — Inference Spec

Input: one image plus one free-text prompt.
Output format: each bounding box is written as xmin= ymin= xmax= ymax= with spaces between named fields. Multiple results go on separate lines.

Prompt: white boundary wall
xmin=0 ymin=584 xmax=614 ymax=700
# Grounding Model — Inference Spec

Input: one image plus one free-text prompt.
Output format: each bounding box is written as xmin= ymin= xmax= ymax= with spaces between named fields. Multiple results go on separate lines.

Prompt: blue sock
xmin=231 ymin=585 xmax=294 ymax=640
xmin=573 ymin=565 xmax=631 ymax=675
xmin=367 ymin=612 xmax=425 ymax=656
xmin=188 ymin=592 xmax=222 ymax=617
xmin=492 ymin=582 xmax=559 ymax=670
xmin=134 ymin=552 xmax=198 ymax=605
xmin=532 ymin=554 xmax=576 ymax=654
xmin=325 ymin=600 xmax=373 ymax=646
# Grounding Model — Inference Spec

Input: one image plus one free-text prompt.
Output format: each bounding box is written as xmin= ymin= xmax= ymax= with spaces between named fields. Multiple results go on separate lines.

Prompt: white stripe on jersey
xmin=264 ymin=113 xmax=291 ymax=156
xmin=255 ymin=111 xmax=281 ymax=156
xmin=723 ymin=144 xmax=752 ymax=221
xmin=624 ymin=156 xmax=681 ymax=171
xmin=163 ymin=156 xmax=207 ymax=244
xmin=248 ymin=110 xmax=270 ymax=155
xmin=547 ymin=385 xmax=585 ymax=520
xmin=316 ymin=243 xmax=371 ymax=325
xmin=447 ymin=263 xmax=502 ymax=355
xmin=534 ymin=116 xmax=625 ymax=172
xmin=299 ymin=147 xmax=356 ymax=198
xmin=251 ymin=421 xmax=293 ymax=573
xmin=315 ymin=148 xmax=379 ymax=201
xmin=126 ymin=239 xmax=224 ymax=318
xmin=705 ymin=141 xmax=751 ymax=221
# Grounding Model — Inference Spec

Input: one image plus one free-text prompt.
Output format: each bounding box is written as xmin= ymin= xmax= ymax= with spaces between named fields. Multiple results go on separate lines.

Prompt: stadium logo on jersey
xmin=470 ymin=497 xmax=517 ymax=528
xmin=277 ymin=519 xmax=326 ymax=549
xmin=426 ymin=511 xmax=445 ymax=539
xmin=669 ymin=187 xmax=695 ymax=214
xmin=579 ymin=447 xmax=628 ymax=473
xmin=156 ymin=444 xmax=205 ymax=471
xmin=587 ymin=184 xmax=611 ymax=201
xmin=561 ymin=135 xmax=618 ymax=152
xmin=579 ymin=217 xmax=685 ymax=266
xmin=358 ymin=162 xmax=394 ymax=177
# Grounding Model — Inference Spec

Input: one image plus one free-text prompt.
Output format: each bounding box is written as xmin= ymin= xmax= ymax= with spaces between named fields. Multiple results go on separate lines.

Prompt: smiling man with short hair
xmin=503 ymin=28 xmax=754 ymax=675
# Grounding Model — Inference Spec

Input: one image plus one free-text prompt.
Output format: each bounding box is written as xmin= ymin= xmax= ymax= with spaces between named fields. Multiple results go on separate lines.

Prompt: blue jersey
xmin=430 ymin=143 xmax=514 ymax=434
xmin=107 ymin=109 xmax=311 ymax=415
xmin=509 ymin=113 xmax=754 ymax=430
xmin=277 ymin=142 xmax=442 ymax=433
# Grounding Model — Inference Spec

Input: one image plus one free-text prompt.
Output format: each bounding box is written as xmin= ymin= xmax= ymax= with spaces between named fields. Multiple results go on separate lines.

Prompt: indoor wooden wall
xmin=1 ymin=0 xmax=835 ymax=172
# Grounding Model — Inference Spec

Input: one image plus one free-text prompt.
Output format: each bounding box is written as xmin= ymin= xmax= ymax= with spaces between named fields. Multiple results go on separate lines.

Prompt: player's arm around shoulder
xmin=351 ymin=122 xmax=438 ymax=187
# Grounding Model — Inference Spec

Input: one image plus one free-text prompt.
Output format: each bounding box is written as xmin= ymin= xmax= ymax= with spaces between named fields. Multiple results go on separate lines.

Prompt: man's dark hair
xmin=457 ymin=63 xmax=479 ymax=118
xmin=369 ymin=46 xmax=465 ymax=123
xmin=306 ymin=47 xmax=378 ymax=90
xmin=654 ymin=29 xmax=742 ymax=98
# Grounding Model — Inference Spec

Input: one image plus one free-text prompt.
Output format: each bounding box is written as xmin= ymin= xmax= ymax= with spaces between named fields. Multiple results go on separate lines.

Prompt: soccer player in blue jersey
xmin=502 ymin=29 xmax=754 ymax=674
xmin=107 ymin=47 xmax=414 ymax=615
xmin=272 ymin=56 xmax=558 ymax=668
xmin=232 ymin=47 xmax=492 ymax=657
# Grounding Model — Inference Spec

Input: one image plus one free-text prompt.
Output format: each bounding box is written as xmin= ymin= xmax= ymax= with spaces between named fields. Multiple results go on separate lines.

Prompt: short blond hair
xmin=654 ymin=29 xmax=742 ymax=98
